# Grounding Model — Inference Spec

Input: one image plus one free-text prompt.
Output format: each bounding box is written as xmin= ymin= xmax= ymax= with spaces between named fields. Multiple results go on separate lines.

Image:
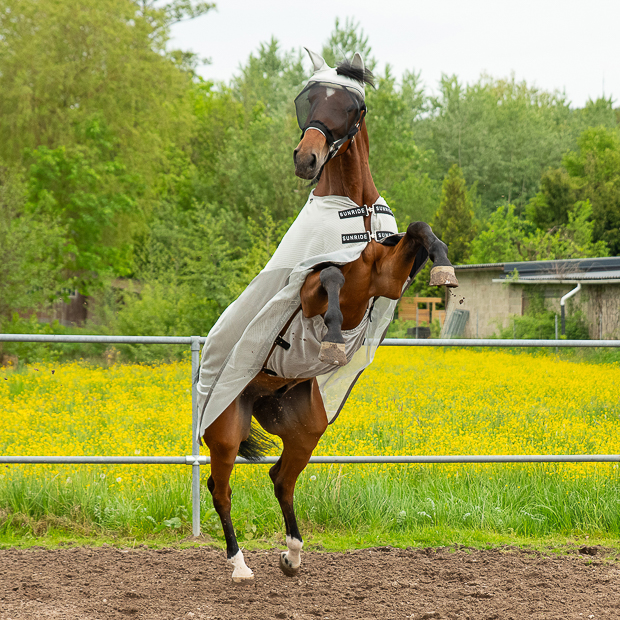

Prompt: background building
xmin=443 ymin=257 xmax=620 ymax=339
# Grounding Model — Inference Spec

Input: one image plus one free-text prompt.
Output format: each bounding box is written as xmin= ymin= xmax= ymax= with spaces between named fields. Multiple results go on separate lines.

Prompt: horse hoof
xmin=319 ymin=341 xmax=347 ymax=366
xmin=279 ymin=552 xmax=300 ymax=577
xmin=429 ymin=265 xmax=459 ymax=288
xmin=232 ymin=572 xmax=255 ymax=584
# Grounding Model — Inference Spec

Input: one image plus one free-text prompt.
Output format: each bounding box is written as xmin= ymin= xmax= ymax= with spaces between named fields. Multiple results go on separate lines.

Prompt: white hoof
xmin=279 ymin=536 xmax=302 ymax=576
xmin=319 ymin=341 xmax=347 ymax=366
xmin=229 ymin=550 xmax=254 ymax=583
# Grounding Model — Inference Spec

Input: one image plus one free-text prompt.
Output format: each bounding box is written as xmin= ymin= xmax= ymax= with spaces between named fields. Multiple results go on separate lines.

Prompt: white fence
xmin=1 ymin=333 xmax=619 ymax=535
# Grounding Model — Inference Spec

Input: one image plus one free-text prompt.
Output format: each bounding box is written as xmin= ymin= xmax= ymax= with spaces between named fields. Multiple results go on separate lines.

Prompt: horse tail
xmin=238 ymin=421 xmax=277 ymax=462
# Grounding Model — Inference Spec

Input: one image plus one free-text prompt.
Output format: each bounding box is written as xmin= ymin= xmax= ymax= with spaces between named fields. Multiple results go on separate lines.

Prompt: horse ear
xmin=304 ymin=47 xmax=329 ymax=73
xmin=351 ymin=52 xmax=365 ymax=72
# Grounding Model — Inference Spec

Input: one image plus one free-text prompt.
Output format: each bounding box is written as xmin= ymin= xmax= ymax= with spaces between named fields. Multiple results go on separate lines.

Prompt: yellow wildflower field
xmin=1 ymin=349 xmax=619 ymax=491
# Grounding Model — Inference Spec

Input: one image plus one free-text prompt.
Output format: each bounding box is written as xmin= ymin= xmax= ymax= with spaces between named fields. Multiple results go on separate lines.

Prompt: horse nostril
xmin=309 ymin=154 xmax=316 ymax=168
xmin=293 ymin=148 xmax=299 ymax=163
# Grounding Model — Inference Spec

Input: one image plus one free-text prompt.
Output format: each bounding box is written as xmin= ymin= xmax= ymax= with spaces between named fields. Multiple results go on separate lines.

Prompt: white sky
xmin=170 ymin=0 xmax=620 ymax=108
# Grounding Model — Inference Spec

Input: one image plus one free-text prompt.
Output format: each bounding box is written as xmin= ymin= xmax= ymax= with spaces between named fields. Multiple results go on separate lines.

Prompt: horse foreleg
xmin=406 ymin=222 xmax=459 ymax=288
xmin=203 ymin=401 xmax=254 ymax=583
xmin=318 ymin=266 xmax=347 ymax=365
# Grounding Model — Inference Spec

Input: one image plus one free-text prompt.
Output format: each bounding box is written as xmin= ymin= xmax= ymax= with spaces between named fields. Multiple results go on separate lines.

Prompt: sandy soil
xmin=1 ymin=545 xmax=619 ymax=620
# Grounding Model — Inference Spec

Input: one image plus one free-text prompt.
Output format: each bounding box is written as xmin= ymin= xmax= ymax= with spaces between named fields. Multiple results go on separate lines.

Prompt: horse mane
xmin=336 ymin=59 xmax=375 ymax=88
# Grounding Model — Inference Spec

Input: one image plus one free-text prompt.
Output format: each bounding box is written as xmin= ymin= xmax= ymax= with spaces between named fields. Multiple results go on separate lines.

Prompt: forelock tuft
xmin=335 ymin=59 xmax=375 ymax=88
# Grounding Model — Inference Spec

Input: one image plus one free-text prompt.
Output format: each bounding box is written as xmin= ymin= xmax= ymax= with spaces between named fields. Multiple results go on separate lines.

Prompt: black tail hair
xmin=238 ymin=421 xmax=278 ymax=462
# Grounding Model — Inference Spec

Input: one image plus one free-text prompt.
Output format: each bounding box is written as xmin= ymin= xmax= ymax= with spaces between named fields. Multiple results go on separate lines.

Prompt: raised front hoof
xmin=429 ymin=265 xmax=459 ymax=288
xmin=318 ymin=341 xmax=347 ymax=366
xmin=279 ymin=552 xmax=300 ymax=577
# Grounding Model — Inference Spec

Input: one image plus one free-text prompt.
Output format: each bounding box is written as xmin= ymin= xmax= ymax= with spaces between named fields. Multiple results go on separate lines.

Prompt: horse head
xmin=293 ymin=49 xmax=373 ymax=180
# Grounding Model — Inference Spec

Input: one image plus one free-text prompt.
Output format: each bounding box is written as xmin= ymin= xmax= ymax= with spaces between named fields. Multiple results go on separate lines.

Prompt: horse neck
xmin=314 ymin=122 xmax=379 ymax=208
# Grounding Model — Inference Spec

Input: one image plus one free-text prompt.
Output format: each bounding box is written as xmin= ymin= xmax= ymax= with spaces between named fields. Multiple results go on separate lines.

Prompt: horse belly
xmin=264 ymin=309 xmax=369 ymax=379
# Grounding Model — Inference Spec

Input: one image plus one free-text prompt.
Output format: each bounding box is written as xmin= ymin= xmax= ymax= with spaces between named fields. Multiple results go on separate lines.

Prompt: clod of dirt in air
xmin=459 ymin=298 xmax=465 ymax=305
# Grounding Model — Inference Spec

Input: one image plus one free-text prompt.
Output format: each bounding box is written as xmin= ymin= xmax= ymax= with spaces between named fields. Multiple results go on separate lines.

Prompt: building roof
xmin=455 ymin=257 xmax=620 ymax=284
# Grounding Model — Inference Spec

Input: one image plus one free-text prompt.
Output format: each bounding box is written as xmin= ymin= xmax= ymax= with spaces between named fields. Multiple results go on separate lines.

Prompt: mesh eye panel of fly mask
xmin=295 ymin=48 xmax=369 ymax=161
xmin=294 ymin=82 xmax=365 ymax=144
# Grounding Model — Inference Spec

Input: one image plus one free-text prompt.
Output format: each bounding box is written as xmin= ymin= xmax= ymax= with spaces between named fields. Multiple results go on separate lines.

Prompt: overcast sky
xmin=170 ymin=0 xmax=619 ymax=108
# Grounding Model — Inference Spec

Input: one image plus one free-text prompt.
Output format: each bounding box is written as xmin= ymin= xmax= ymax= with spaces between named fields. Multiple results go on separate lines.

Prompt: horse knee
xmin=319 ymin=265 xmax=345 ymax=289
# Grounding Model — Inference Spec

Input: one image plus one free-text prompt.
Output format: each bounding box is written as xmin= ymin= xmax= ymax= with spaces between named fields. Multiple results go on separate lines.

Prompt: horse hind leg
xmin=317 ymin=266 xmax=347 ymax=366
xmin=258 ymin=379 xmax=328 ymax=576
xmin=203 ymin=400 xmax=254 ymax=583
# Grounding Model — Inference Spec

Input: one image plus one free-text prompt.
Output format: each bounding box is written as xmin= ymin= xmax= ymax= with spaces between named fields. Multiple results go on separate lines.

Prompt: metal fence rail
xmin=2 ymin=455 xmax=620 ymax=465
xmin=1 ymin=333 xmax=620 ymax=535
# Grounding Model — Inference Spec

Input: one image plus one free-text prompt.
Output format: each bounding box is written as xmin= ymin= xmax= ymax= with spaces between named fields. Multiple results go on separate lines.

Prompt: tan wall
xmin=445 ymin=269 xmax=522 ymax=338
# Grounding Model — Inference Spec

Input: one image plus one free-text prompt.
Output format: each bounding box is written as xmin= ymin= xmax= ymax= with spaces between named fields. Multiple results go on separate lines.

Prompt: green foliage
xmin=0 ymin=0 xmax=193 ymax=177
xmin=0 ymin=166 xmax=64 ymax=319
xmin=231 ymin=38 xmax=306 ymax=118
xmin=562 ymin=126 xmax=620 ymax=254
xmin=498 ymin=294 xmax=589 ymax=340
xmin=469 ymin=202 xmax=609 ymax=264
xmin=25 ymin=125 xmax=139 ymax=293
xmin=367 ymin=68 xmax=440 ymax=226
xmin=432 ymin=164 xmax=476 ymax=264
xmin=528 ymin=126 xmax=620 ymax=255
xmin=527 ymin=167 xmax=577 ymax=230
xmin=418 ymin=75 xmax=574 ymax=215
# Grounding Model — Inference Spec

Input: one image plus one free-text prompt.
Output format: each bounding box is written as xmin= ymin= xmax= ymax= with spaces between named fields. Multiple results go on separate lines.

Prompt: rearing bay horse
xmin=197 ymin=49 xmax=458 ymax=582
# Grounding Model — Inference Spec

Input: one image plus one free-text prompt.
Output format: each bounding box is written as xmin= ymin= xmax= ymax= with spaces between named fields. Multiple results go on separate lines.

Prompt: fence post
xmin=190 ymin=336 xmax=202 ymax=537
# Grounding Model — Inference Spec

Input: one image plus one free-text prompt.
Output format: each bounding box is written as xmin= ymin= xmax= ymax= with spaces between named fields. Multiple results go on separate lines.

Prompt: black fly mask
xmin=294 ymin=81 xmax=367 ymax=167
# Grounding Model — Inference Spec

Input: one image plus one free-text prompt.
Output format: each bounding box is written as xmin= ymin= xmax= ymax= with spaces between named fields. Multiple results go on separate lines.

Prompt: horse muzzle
xmin=293 ymin=131 xmax=329 ymax=180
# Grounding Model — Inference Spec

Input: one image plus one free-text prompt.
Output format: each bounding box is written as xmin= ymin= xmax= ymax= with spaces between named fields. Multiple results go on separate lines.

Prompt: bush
xmin=498 ymin=294 xmax=589 ymax=340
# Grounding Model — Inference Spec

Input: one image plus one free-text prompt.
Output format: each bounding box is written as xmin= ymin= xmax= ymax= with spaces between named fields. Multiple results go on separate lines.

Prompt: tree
xmin=562 ymin=127 xmax=620 ymax=254
xmin=574 ymin=97 xmax=618 ymax=133
xmin=527 ymin=167 xmax=577 ymax=230
xmin=0 ymin=0 xmax=193 ymax=187
xmin=469 ymin=202 xmax=608 ymax=264
xmin=231 ymin=38 xmax=306 ymax=118
xmin=366 ymin=67 xmax=439 ymax=227
xmin=320 ymin=18 xmax=376 ymax=69
xmin=0 ymin=166 xmax=64 ymax=320
xmin=25 ymin=121 xmax=140 ymax=293
xmin=433 ymin=165 xmax=476 ymax=264
xmin=418 ymin=74 xmax=574 ymax=216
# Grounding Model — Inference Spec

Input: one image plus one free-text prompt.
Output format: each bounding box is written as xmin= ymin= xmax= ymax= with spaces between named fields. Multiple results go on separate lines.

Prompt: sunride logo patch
xmin=373 ymin=204 xmax=394 ymax=217
xmin=338 ymin=206 xmax=367 ymax=219
xmin=341 ymin=232 xmax=371 ymax=244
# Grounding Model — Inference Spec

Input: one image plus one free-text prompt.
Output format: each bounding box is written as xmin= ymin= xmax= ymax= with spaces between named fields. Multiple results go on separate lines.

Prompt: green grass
xmin=2 ymin=463 xmax=619 ymax=550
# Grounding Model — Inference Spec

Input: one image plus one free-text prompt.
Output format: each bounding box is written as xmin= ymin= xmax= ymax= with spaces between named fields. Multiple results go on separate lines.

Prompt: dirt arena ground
xmin=1 ymin=545 xmax=619 ymax=620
